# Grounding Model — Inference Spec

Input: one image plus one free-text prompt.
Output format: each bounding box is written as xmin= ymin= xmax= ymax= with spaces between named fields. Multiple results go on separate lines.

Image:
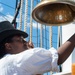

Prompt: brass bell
xmin=32 ymin=0 xmax=75 ymax=26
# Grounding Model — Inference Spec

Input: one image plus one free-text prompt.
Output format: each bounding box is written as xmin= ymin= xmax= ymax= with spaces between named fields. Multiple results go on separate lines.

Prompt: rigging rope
xmin=40 ymin=24 xmax=43 ymax=48
xmin=50 ymin=26 xmax=53 ymax=75
xmin=30 ymin=0 xmax=34 ymax=42
xmin=50 ymin=26 xmax=52 ymax=48
xmin=19 ymin=0 xmax=24 ymax=30
xmin=24 ymin=0 xmax=28 ymax=32
xmin=58 ymin=26 xmax=62 ymax=47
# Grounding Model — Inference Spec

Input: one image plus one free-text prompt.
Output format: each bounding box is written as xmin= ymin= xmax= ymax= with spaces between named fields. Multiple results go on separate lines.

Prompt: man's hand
xmin=23 ymin=40 xmax=34 ymax=49
xmin=27 ymin=41 xmax=34 ymax=49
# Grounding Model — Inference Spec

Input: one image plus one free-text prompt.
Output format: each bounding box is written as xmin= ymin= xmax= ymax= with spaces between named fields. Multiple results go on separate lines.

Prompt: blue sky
xmin=0 ymin=0 xmax=16 ymax=22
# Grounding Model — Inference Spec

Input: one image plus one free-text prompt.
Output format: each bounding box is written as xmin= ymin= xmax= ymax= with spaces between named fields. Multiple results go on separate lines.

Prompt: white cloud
xmin=5 ymin=14 xmax=14 ymax=22
xmin=27 ymin=22 xmax=46 ymax=29
xmin=0 ymin=13 xmax=47 ymax=29
xmin=0 ymin=14 xmax=19 ymax=23
xmin=0 ymin=16 xmax=6 ymax=21
xmin=0 ymin=14 xmax=13 ymax=22
xmin=0 ymin=4 xmax=3 ymax=12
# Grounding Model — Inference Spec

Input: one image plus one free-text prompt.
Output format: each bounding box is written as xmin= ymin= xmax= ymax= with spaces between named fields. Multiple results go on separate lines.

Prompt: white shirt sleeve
xmin=6 ymin=47 xmax=59 ymax=74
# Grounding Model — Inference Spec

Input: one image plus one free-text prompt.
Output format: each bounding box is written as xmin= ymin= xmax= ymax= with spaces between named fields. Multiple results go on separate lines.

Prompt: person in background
xmin=0 ymin=21 xmax=75 ymax=75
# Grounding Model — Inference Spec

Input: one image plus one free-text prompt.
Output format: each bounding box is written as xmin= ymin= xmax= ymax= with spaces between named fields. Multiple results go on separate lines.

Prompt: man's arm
xmin=57 ymin=34 xmax=75 ymax=65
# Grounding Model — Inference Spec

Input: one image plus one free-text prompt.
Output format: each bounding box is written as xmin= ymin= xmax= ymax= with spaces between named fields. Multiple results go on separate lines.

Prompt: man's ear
xmin=5 ymin=43 xmax=12 ymax=50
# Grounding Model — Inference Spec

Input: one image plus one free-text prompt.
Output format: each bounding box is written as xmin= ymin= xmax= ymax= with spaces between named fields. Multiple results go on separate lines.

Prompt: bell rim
xmin=32 ymin=17 xmax=73 ymax=26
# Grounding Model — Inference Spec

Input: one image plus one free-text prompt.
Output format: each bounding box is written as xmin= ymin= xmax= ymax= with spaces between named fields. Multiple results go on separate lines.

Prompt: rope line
xmin=19 ymin=0 xmax=24 ymax=30
xmin=24 ymin=0 xmax=28 ymax=32
xmin=30 ymin=0 xmax=34 ymax=42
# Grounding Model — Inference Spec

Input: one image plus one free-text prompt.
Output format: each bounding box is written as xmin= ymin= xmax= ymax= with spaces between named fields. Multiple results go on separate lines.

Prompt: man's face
xmin=5 ymin=35 xmax=34 ymax=54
